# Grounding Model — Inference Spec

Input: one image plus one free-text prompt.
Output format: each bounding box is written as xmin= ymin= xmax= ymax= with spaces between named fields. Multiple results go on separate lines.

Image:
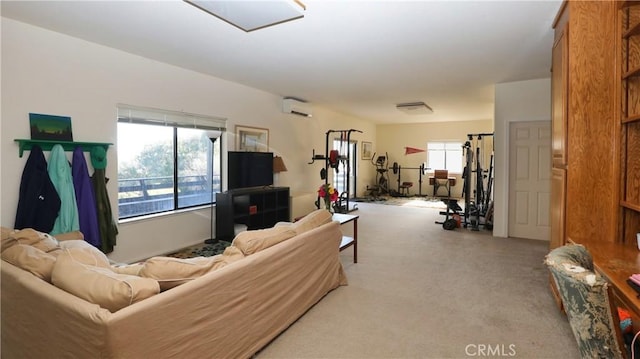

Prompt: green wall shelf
xmin=14 ymin=139 xmax=112 ymax=158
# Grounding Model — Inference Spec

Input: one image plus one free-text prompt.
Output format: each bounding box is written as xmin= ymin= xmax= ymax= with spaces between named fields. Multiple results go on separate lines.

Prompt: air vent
xmin=396 ymin=102 xmax=433 ymax=115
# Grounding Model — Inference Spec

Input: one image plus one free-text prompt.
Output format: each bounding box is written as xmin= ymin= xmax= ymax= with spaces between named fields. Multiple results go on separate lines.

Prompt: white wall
xmin=1 ymin=18 xmax=376 ymax=263
xmin=493 ymin=78 xmax=551 ymax=238
xmin=376 ymin=120 xmax=494 ymax=198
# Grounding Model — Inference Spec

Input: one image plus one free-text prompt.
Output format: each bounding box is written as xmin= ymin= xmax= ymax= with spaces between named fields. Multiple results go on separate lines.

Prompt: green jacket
xmin=48 ymin=145 xmax=79 ymax=235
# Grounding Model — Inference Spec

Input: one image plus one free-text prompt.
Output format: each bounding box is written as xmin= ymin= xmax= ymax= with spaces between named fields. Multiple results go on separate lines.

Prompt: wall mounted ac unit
xmin=282 ymin=98 xmax=313 ymax=117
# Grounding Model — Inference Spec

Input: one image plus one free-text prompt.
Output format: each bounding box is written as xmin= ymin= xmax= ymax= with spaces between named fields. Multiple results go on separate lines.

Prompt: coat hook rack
xmin=14 ymin=139 xmax=112 ymax=158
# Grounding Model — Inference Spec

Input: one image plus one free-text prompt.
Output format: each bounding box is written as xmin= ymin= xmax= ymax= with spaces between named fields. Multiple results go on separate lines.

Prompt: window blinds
xmin=117 ymin=104 xmax=226 ymax=137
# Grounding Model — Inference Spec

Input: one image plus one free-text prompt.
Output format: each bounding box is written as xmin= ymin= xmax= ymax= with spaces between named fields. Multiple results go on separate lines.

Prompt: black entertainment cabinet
xmin=215 ymin=187 xmax=290 ymax=241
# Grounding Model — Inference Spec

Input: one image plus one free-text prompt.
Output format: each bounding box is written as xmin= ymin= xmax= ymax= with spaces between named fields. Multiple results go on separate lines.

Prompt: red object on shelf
xmin=249 ymin=205 xmax=257 ymax=215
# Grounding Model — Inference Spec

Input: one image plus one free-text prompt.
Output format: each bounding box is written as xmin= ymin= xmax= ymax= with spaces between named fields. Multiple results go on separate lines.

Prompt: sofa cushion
xmin=112 ymin=263 xmax=145 ymax=276
xmin=52 ymin=248 xmax=160 ymax=312
xmin=1 ymin=226 xmax=13 ymax=251
xmin=274 ymin=221 xmax=294 ymax=229
xmin=1 ymin=244 xmax=57 ymax=282
xmin=58 ymin=239 xmax=110 ymax=267
xmin=232 ymin=226 xmax=296 ymax=255
xmin=53 ymin=230 xmax=84 ymax=242
xmin=139 ymin=256 xmax=228 ymax=290
xmin=221 ymin=245 xmax=245 ymax=261
xmin=1 ymin=228 xmax=84 ymax=254
xmin=5 ymin=228 xmax=61 ymax=253
xmin=292 ymin=209 xmax=333 ymax=234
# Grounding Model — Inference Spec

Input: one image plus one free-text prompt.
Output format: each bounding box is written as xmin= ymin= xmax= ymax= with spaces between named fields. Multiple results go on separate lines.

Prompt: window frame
xmin=116 ymin=104 xmax=226 ymax=220
xmin=426 ymin=141 xmax=463 ymax=174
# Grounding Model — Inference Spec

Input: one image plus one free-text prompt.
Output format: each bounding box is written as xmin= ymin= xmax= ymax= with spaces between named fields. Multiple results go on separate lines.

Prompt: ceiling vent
xmin=282 ymin=98 xmax=313 ymax=117
xmin=396 ymin=102 xmax=433 ymax=115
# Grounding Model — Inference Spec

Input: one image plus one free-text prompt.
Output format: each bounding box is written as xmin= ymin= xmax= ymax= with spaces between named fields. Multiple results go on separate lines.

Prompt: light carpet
xmin=256 ymin=202 xmax=579 ymax=358
xmin=354 ymin=196 xmax=452 ymax=210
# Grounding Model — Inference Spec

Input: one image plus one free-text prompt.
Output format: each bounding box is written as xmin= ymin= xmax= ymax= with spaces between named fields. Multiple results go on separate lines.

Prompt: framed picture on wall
xmin=362 ymin=141 xmax=372 ymax=160
xmin=29 ymin=113 xmax=73 ymax=141
xmin=236 ymin=125 xmax=269 ymax=152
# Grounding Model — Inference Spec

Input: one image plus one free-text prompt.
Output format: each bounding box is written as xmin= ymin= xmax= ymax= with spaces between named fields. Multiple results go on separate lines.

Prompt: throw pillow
xmin=9 ymin=228 xmax=60 ymax=253
xmin=232 ymin=226 xmax=296 ymax=255
xmin=1 ymin=244 xmax=57 ymax=282
xmin=139 ymin=256 xmax=227 ymax=290
xmin=52 ymin=248 xmax=160 ymax=312
xmin=58 ymin=239 xmax=110 ymax=268
xmin=292 ymin=209 xmax=333 ymax=234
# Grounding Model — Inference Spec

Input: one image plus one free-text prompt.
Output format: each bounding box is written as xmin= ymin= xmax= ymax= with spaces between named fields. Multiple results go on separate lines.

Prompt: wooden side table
xmin=332 ymin=213 xmax=358 ymax=263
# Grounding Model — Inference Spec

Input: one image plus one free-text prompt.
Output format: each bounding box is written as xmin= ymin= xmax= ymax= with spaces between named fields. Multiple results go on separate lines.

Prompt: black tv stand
xmin=215 ymin=187 xmax=290 ymax=241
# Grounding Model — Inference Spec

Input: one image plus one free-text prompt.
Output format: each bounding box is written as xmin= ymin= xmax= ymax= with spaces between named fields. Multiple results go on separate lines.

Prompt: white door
xmin=508 ymin=121 xmax=551 ymax=240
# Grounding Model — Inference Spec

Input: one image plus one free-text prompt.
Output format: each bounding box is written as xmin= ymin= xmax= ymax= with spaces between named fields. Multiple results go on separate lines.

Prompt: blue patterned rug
xmin=166 ymin=240 xmax=231 ymax=258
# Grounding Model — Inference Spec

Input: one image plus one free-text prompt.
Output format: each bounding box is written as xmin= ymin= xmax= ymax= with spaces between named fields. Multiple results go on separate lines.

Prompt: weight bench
xmin=399 ymin=181 xmax=413 ymax=196
xmin=429 ymin=169 xmax=456 ymax=197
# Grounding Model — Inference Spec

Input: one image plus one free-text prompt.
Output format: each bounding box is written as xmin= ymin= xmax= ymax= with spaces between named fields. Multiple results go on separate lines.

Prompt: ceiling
xmin=1 ymin=0 xmax=561 ymax=124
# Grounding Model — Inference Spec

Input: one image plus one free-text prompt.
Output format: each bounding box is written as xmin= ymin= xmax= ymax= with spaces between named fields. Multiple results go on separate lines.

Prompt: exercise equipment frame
xmin=459 ymin=132 xmax=494 ymax=231
xmin=389 ymin=162 xmax=429 ymax=197
xmin=309 ymin=129 xmax=362 ymax=213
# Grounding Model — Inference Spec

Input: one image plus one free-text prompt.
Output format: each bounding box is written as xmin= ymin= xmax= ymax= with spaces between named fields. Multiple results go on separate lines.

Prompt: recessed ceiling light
xmin=396 ymin=102 xmax=433 ymax=115
xmin=185 ymin=0 xmax=306 ymax=32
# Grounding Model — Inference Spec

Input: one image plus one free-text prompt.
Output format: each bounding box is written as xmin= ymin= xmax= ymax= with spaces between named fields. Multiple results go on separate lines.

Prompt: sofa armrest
xmin=54 ymin=231 xmax=84 ymax=242
xmin=274 ymin=221 xmax=294 ymax=228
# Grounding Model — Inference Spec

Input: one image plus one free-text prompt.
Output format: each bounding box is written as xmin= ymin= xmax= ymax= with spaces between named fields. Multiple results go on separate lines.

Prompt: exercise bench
xmin=429 ymin=169 xmax=456 ymax=197
xmin=399 ymin=181 xmax=413 ymax=196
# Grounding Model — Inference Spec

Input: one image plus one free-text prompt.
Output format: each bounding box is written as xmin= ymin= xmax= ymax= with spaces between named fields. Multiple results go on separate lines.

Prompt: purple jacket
xmin=72 ymin=147 xmax=101 ymax=247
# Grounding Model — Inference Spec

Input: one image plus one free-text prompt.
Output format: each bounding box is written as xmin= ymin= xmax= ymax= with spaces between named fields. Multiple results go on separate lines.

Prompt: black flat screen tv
xmin=227 ymin=151 xmax=274 ymax=190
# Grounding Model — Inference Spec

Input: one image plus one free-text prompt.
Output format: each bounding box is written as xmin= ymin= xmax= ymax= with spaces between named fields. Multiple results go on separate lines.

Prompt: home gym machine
xmin=309 ymin=129 xmax=362 ymax=213
xmin=366 ymin=152 xmax=391 ymax=198
xmin=461 ymin=132 xmax=494 ymax=231
xmin=437 ymin=132 xmax=494 ymax=230
xmin=436 ymin=198 xmax=463 ymax=230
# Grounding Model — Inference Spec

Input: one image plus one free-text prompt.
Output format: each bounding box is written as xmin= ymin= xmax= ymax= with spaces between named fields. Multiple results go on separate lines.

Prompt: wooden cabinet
xmin=620 ymin=2 xmax=640 ymax=249
xmin=215 ymin=187 xmax=290 ymax=241
xmin=550 ymin=168 xmax=566 ymax=250
xmin=547 ymin=0 xmax=640 ymax=329
xmin=549 ymin=0 xmax=640 ymax=324
xmin=550 ymin=5 xmax=568 ymax=251
xmin=551 ymin=8 xmax=568 ymax=169
xmin=550 ymin=1 xmax=619 ymax=250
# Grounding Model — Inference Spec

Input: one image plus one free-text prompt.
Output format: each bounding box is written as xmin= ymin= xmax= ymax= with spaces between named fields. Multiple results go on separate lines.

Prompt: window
xmin=117 ymin=105 xmax=226 ymax=219
xmin=332 ymin=139 xmax=357 ymax=197
xmin=427 ymin=142 xmax=463 ymax=173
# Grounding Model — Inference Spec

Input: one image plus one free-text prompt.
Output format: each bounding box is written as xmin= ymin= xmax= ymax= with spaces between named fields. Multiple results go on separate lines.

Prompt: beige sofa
xmin=1 ymin=210 xmax=347 ymax=358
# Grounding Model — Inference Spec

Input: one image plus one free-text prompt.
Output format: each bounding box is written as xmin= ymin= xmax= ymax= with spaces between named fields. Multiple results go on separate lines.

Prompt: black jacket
xmin=14 ymin=145 xmax=61 ymax=232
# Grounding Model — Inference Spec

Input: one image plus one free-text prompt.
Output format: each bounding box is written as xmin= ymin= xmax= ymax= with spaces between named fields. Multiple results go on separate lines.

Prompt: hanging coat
xmin=91 ymin=146 xmax=118 ymax=253
xmin=48 ymin=144 xmax=80 ymax=235
xmin=14 ymin=145 xmax=61 ymax=232
xmin=72 ymin=146 xmax=101 ymax=248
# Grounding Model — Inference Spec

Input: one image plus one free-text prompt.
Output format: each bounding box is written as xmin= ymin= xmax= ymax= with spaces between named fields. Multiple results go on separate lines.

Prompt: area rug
xmin=166 ymin=240 xmax=231 ymax=259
